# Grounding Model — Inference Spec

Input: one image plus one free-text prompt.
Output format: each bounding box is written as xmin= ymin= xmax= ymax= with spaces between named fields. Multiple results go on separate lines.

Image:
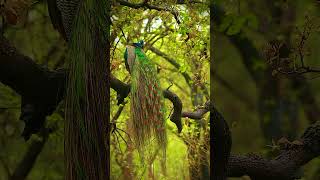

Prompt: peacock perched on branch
xmin=124 ymin=40 xmax=167 ymax=165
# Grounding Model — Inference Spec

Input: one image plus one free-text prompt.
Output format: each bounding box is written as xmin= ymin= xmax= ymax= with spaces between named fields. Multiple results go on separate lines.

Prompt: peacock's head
xmin=133 ymin=40 xmax=144 ymax=48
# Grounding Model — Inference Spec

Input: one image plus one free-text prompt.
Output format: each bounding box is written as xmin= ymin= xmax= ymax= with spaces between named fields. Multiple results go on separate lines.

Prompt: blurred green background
xmin=214 ymin=0 xmax=320 ymax=179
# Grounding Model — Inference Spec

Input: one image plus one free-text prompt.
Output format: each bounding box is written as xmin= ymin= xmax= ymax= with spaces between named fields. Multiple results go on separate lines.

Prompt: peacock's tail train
xmin=126 ymin=45 xmax=167 ymax=165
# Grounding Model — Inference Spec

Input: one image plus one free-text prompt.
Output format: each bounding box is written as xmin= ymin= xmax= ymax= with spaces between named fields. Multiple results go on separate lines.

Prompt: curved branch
xmin=211 ymin=100 xmax=320 ymax=179
xmin=163 ymin=89 xmax=182 ymax=132
xmin=182 ymin=101 xmax=210 ymax=119
xmin=228 ymin=121 xmax=320 ymax=180
xmin=211 ymin=104 xmax=232 ymax=180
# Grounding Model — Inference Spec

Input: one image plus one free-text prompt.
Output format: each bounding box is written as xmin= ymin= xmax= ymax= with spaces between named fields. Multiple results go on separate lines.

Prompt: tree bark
xmin=228 ymin=121 xmax=320 ymax=180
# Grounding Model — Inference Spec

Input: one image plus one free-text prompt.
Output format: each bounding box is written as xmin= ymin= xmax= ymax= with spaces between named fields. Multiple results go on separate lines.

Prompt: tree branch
xmin=0 ymin=34 xmax=212 ymax=137
xmin=182 ymin=101 xmax=210 ymax=119
xmin=228 ymin=121 xmax=320 ymax=180
xmin=115 ymin=0 xmax=181 ymax=24
xmin=0 ymin=34 xmax=65 ymax=140
xmin=211 ymin=101 xmax=320 ymax=179
xmin=211 ymin=104 xmax=232 ymax=180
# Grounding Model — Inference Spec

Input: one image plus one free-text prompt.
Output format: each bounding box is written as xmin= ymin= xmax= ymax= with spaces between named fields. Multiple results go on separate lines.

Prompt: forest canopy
xmin=110 ymin=1 xmax=210 ymax=179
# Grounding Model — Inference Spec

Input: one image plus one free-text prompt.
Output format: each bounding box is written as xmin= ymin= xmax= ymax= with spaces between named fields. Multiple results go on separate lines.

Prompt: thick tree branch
xmin=211 ymin=104 xmax=232 ymax=180
xmin=228 ymin=121 xmax=320 ymax=180
xmin=163 ymin=89 xmax=183 ymax=132
xmin=0 ymin=34 xmax=212 ymax=137
xmin=0 ymin=35 xmax=65 ymax=140
xmin=211 ymin=100 xmax=320 ymax=179
xmin=0 ymin=35 xmax=65 ymax=101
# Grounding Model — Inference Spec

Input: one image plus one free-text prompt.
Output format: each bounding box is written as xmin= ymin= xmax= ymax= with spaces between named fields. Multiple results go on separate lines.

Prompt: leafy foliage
xmin=111 ymin=1 xmax=209 ymax=179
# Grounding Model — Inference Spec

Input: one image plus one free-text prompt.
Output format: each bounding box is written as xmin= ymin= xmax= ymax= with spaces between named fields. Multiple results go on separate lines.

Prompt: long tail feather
xmin=129 ymin=46 xmax=167 ymax=169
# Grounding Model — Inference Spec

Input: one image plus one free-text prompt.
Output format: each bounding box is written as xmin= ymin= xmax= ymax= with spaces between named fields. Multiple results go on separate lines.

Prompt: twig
xmin=116 ymin=0 xmax=181 ymax=24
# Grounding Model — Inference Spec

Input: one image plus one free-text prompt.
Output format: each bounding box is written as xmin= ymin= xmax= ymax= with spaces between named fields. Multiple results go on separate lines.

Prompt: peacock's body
xmin=124 ymin=41 xmax=167 ymax=163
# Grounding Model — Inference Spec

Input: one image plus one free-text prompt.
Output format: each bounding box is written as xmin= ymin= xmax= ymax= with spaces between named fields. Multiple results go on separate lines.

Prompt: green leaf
xmin=179 ymin=64 xmax=187 ymax=73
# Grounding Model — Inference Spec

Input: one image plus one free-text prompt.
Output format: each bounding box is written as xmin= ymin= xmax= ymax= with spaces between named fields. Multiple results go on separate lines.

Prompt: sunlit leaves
xmin=178 ymin=63 xmax=187 ymax=73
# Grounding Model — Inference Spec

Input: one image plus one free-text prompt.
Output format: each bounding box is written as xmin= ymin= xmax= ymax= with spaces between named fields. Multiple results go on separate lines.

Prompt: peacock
xmin=124 ymin=40 xmax=167 ymax=166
